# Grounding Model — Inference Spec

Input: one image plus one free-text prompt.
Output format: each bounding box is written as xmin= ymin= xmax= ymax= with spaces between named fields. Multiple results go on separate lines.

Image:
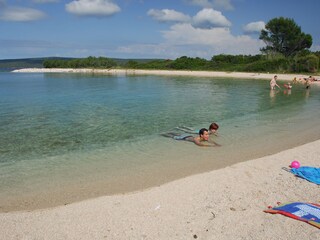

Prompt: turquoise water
xmin=1 ymin=72 xmax=320 ymax=211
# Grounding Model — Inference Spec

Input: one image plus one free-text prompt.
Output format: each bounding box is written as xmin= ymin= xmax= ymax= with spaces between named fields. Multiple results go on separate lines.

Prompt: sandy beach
xmin=2 ymin=69 xmax=319 ymax=239
xmin=1 ymin=139 xmax=319 ymax=239
xmin=12 ymin=68 xmax=320 ymax=82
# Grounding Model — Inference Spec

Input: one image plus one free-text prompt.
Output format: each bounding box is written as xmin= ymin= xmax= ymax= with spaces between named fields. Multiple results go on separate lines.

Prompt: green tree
xmin=260 ymin=17 xmax=312 ymax=57
xmin=291 ymin=54 xmax=319 ymax=73
xmin=168 ymin=56 xmax=208 ymax=70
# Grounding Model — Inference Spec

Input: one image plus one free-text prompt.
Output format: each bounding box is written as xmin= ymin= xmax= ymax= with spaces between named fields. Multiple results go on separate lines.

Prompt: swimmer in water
xmin=162 ymin=128 xmax=220 ymax=147
xmin=176 ymin=122 xmax=220 ymax=136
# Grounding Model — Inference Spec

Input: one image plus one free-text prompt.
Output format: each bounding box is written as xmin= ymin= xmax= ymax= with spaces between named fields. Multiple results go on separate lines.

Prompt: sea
xmin=1 ymin=71 xmax=320 ymax=212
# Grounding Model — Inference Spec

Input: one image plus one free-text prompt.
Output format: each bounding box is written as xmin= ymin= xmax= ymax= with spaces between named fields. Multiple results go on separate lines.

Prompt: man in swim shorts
xmin=162 ymin=128 xmax=220 ymax=147
xmin=270 ymin=75 xmax=280 ymax=90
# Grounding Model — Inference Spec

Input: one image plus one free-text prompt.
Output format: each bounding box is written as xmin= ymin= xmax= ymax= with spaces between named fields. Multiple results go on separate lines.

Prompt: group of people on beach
xmin=162 ymin=122 xmax=220 ymax=147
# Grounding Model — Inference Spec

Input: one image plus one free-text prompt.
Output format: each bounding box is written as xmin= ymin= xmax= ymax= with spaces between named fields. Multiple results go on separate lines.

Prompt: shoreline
xmin=1 ymin=139 xmax=319 ymax=239
xmin=12 ymin=67 xmax=320 ymax=82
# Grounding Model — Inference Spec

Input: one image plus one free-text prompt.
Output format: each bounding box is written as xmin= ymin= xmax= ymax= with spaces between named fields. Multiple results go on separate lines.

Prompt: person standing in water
xmin=270 ymin=75 xmax=281 ymax=90
xmin=305 ymin=77 xmax=311 ymax=89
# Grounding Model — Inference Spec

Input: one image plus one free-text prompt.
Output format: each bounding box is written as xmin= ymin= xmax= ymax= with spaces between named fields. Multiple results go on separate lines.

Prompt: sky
xmin=0 ymin=0 xmax=319 ymax=60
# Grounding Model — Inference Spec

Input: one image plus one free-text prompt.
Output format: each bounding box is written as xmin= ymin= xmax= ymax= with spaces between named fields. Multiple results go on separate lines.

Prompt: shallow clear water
xmin=1 ymin=72 xmax=320 ymax=211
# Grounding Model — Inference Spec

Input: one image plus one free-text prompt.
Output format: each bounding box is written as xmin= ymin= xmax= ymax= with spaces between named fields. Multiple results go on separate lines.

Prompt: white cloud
xmin=186 ymin=0 xmax=234 ymax=10
xmin=0 ymin=7 xmax=46 ymax=21
xmin=147 ymin=9 xmax=191 ymax=23
xmin=163 ymin=23 xmax=240 ymax=46
xmin=65 ymin=0 xmax=120 ymax=17
xmin=118 ymin=5 xmax=264 ymax=59
xmin=192 ymin=8 xmax=231 ymax=29
xmin=243 ymin=21 xmax=265 ymax=34
xmin=116 ymin=23 xmax=264 ymax=59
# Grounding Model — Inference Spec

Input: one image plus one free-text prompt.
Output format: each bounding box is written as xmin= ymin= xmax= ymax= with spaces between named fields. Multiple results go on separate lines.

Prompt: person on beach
xmin=270 ymin=75 xmax=280 ymax=90
xmin=162 ymin=128 xmax=220 ymax=147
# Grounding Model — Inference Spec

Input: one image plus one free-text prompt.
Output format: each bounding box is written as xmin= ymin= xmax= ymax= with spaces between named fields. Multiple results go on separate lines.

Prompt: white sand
xmin=2 ymin=69 xmax=320 ymax=239
xmin=12 ymin=68 xmax=320 ymax=82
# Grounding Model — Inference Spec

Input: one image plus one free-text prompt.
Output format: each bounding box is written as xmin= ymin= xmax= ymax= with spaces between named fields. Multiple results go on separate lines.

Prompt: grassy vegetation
xmin=1 ymin=52 xmax=319 ymax=74
xmin=0 ymin=57 xmax=161 ymax=71
xmin=123 ymin=52 xmax=320 ymax=74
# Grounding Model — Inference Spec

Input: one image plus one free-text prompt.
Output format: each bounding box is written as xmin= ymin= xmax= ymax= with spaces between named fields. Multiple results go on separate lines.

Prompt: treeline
xmin=43 ymin=52 xmax=320 ymax=73
xmin=43 ymin=56 xmax=118 ymax=69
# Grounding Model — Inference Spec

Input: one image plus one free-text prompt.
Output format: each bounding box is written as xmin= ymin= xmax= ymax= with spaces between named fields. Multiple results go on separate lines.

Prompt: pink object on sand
xmin=290 ymin=160 xmax=300 ymax=169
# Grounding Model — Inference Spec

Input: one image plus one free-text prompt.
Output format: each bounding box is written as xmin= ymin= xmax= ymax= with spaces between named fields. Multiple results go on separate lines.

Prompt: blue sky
xmin=0 ymin=0 xmax=319 ymax=60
